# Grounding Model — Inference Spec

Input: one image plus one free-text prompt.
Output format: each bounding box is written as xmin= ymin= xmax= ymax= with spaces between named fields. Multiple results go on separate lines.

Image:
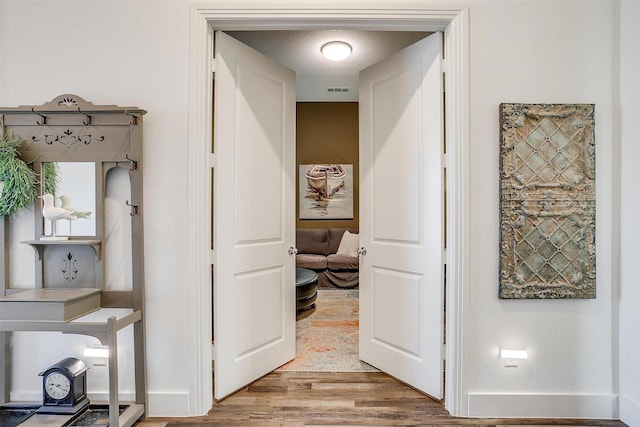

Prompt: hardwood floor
xmin=134 ymin=371 xmax=627 ymax=427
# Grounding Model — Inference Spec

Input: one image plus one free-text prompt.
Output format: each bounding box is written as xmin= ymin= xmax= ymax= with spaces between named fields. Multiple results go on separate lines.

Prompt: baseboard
xmin=10 ymin=391 xmax=136 ymax=404
xmin=147 ymin=391 xmax=191 ymax=417
xmin=87 ymin=392 xmax=136 ymax=402
xmin=8 ymin=392 xmax=43 ymax=403
xmin=467 ymin=393 xmax=619 ymax=419
xmin=620 ymin=395 xmax=640 ymax=427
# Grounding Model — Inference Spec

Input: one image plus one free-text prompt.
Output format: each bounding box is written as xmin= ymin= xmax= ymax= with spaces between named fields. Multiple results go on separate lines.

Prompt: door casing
xmin=187 ymin=4 xmax=470 ymax=417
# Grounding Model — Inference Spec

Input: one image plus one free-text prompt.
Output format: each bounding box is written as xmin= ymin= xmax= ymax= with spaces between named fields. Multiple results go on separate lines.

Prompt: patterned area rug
xmin=276 ymin=289 xmax=378 ymax=372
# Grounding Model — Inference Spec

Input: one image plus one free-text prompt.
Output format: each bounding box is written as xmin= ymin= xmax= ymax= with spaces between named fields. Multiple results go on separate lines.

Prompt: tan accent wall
xmin=296 ymin=102 xmax=359 ymax=230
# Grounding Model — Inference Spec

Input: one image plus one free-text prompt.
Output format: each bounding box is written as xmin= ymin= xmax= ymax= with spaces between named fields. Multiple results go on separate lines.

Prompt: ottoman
xmin=296 ymin=267 xmax=318 ymax=319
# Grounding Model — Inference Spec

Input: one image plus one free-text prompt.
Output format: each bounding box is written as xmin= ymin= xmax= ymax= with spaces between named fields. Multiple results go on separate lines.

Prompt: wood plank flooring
xmin=134 ymin=371 xmax=627 ymax=427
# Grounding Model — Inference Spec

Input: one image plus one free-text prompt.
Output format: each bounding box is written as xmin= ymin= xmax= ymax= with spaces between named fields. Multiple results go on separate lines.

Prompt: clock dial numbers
xmin=45 ymin=372 xmax=71 ymax=400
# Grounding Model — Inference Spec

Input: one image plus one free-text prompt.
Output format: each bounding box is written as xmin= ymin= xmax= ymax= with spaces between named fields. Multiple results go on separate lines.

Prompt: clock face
xmin=44 ymin=372 xmax=71 ymax=400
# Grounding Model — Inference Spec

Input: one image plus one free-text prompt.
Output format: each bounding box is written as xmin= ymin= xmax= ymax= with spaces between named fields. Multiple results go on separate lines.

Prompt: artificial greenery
xmin=0 ymin=133 xmax=37 ymax=217
xmin=43 ymin=161 xmax=60 ymax=197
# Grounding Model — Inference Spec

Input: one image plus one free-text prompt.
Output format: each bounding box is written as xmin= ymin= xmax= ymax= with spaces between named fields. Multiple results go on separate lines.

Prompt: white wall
xmin=0 ymin=0 xmax=193 ymax=414
xmin=466 ymin=0 xmax=619 ymax=418
xmin=1 ymin=0 xmax=636 ymax=421
xmin=619 ymin=1 xmax=640 ymax=426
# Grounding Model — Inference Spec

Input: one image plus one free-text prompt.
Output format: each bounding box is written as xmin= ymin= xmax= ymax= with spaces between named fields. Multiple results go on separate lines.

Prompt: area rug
xmin=0 ymin=406 xmax=37 ymax=427
xmin=276 ymin=289 xmax=378 ymax=372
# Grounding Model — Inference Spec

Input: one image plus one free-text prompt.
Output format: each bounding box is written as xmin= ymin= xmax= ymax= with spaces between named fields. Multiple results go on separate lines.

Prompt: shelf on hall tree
xmin=21 ymin=239 xmax=102 ymax=260
xmin=0 ymin=288 xmax=101 ymax=322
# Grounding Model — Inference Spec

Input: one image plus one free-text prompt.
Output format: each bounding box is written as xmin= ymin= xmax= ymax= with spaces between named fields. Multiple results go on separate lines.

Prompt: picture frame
xmin=499 ymin=103 xmax=596 ymax=299
xmin=299 ymin=164 xmax=354 ymax=220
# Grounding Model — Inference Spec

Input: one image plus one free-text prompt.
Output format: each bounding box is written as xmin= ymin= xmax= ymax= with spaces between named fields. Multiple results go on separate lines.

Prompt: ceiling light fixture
xmin=321 ymin=41 xmax=352 ymax=61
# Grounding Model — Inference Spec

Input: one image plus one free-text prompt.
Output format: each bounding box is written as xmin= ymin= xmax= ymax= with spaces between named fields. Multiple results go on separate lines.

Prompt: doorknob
xmin=288 ymin=246 xmax=298 ymax=255
xmin=358 ymin=247 xmax=367 ymax=256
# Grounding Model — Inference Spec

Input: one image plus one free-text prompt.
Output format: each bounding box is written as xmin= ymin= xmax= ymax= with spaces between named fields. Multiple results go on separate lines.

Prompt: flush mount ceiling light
xmin=321 ymin=41 xmax=352 ymax=61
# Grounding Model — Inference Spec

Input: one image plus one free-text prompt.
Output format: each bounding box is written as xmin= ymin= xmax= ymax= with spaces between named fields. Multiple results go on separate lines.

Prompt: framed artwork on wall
xmin=499 ymin=103 xmax=596 ymax=299
xmin=299 ymin=164 xmax=353 ymax=220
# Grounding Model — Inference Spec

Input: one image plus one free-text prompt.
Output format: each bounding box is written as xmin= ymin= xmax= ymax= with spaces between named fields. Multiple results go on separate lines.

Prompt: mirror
xmin=42 ymin=162 xmax=96 ymax=237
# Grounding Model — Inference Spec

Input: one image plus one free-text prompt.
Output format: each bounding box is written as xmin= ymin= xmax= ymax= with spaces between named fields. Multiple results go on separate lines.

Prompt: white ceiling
xmin=226 ymin=30 xmax=431 ymax=102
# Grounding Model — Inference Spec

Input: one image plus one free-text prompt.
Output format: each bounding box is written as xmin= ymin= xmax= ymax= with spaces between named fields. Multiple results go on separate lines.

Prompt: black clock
xmin=38 ymin=357 xmax=90 ymax=414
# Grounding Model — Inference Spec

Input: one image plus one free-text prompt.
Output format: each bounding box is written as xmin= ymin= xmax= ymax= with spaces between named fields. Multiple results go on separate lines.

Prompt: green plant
xmin=43 ymin=161 xmax=60 ymax=196
xmin=0 ymin=133 xmax=37 ymax=216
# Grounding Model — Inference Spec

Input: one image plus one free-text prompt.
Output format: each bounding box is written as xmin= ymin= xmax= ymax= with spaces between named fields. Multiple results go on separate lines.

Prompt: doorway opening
xmin=212 ymin=28 xmax=446 ymax=398
xmin=187 ymin=6 xmax=470 ymax=417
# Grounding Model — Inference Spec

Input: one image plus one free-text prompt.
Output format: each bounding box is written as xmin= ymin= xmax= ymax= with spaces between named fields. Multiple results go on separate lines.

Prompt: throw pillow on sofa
xmin=336 ymin=230 xmax=359 ymax=257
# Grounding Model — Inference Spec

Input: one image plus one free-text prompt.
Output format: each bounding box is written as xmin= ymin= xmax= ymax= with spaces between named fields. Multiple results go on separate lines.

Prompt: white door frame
xmin=187 ymin=3 xmax=470 ymax=417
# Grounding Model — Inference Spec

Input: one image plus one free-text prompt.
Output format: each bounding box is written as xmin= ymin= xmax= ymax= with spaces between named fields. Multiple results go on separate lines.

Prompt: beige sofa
xmin=295 ymin=228 xmax=359 ymax=289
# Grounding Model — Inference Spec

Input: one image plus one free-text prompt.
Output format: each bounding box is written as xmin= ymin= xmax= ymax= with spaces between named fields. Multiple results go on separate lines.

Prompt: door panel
xmin=235 ymin=268 xmax=285 ymax=356
xmin=372 ymin=268 xmax=422 ymax=355
xmin=359 ymin=32 xmax=444 ymax=399
xmin=235 ymin=65 xmax=285 ymax=243
xmin=371 ymin=63 xmax=422 ymax=243
xmin=213 ymin=31 xmax=296 ymax=400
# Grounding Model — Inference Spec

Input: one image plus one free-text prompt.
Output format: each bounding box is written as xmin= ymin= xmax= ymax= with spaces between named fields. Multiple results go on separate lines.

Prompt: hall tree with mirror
xmin=0 ymin=95 xmax=147 ymax=427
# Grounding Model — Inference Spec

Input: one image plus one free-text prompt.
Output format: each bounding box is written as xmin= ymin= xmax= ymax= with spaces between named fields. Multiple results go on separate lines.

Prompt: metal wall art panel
xmin=499 ymin=103 xmax=596 ymax=299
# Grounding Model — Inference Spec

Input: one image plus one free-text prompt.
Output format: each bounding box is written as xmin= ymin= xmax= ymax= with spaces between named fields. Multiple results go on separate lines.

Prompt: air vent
xmin=326 ymin=87 xmax=350 ymax=93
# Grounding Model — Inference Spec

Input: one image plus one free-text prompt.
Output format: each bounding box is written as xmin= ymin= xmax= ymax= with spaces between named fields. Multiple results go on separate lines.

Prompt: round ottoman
xmin=296 ymin=268 xmax=318 ymax=319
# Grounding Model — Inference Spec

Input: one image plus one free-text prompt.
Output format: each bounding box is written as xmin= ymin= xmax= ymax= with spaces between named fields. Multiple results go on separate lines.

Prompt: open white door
xmin=213 ymin=31 xmax=297 ymax=400
xmin=359 ymin=32 xmax=445 ymax=399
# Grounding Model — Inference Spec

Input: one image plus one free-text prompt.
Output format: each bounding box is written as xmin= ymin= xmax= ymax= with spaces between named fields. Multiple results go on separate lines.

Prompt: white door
xmin=359 ymin=32 xmax=445 ymax=399
xmin=213 ymin=31 xmax=297 ymax=400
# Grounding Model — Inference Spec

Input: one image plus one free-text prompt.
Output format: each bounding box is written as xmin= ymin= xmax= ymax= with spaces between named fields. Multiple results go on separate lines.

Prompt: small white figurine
xmin=59 ymin=194 xmax=92 ymax=219
xmin=40 ymin=194 xmax=91 ymax=240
